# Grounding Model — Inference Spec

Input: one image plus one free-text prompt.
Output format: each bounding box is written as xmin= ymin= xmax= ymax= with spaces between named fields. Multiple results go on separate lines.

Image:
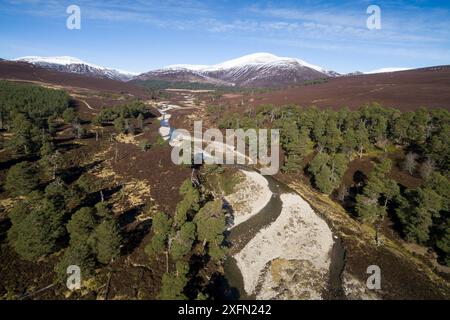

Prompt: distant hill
xmin=220 ymin=66 xmax=450 ymax=111
xmin=0 ymin=60 xmax=149 ymax=98
xmin=14 ymin=56 xmax=136 ymax=81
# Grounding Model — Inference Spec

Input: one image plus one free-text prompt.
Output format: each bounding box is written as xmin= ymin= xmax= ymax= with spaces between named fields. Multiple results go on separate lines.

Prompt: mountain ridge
xmin=10 ymin=53 xmax=427 ymax=88
xmin=15 ymin=56 xmax=136 ymax=81
xmin=136 ymin=52 xmax=339 ymax=88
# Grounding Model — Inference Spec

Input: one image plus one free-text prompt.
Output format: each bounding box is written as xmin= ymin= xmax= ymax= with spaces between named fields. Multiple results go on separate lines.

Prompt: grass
xmin=366 ymin=143 xmax=399 ymax=157
xmin=205 ymin=168 xmax=244 ymax=196
xmin=156 ymin=136 xmax=167 ymax=146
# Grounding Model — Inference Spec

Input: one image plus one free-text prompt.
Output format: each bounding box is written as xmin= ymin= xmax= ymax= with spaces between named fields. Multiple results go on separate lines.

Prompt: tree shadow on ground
xmin=120 ymin=219 xmax=152 ymax=256
xmin=60 ymin=160 xmax=104 ymax=184
xmin=206 ymin=272 xmax=240 ymax=300
xmin=0 ymin=154 xmax=39 ymax=171
xmin=118 ymin=205 xmax=146 ymax=228
xmin=81 ymin=185 xmax=123 ymax=209
xmin=0 ymin=218 xmax=11 ymax=243
xmin=184 ymin=253 xmax=211 ymax=299
xmin=57 ymin=142 xmax=82 ymax=153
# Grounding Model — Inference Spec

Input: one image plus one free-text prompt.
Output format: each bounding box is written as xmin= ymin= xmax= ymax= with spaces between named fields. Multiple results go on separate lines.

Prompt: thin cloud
xmin=2 ymin=0 xmax=449 ymax=68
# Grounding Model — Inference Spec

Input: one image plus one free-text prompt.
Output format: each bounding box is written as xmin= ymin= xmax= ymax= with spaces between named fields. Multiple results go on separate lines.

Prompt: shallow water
xmin=222 ymin=173 xmax=288 ymax=299
xmin=223 ymin=171 xmax=346 ymax=300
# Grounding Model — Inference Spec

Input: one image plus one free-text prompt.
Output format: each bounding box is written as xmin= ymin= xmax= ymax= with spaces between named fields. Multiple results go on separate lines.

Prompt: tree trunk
xmin=375 ymin=225 xmax=380 ymax=246
xmin=104 ymin=272 xmax=112 ymax=300
xmin=53 ymin=163 xmax=57 ymax=180
xmin=165 ymin=251 xmax=169 ymax=273
xmin=115 ymin=141 xmax=118 ymax=163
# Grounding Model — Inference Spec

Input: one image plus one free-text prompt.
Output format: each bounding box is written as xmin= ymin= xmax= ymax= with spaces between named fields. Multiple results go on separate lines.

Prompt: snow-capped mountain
xmin=365 ymin=67 xmax=412 ymax=74
xmin=13 ymin=53 xmax=340 ymax=87
xmin=135 ymin=53 xmax=339 ymax=88
xmin=14 ymin=56 xmax=136 ymax=81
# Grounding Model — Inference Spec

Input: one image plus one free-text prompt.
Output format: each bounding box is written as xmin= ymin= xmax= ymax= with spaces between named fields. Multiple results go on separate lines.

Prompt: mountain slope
xmin=136 ymin=53 xmax=339 ymax=88
xmin=365 ymin=67 xmax=412 ymax=74
xmin=0 ymin=60 xmax=148 ymax=97
xmin=220 ymin=65 xmax=450 ymax=111
xmin=14 ymin=56 xmax=136 ymax=81
xmin=203 ymin=60 xmax=327 ymax=87
xmin=133 ymin=68 xmax=233 ymax=86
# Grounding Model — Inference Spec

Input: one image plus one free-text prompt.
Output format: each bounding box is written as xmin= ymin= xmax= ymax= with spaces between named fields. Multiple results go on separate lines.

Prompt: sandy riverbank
xmin=225 ymin=170 xmax=272 ymax=228
xmin=234 ymin=192 xmax=335 ymax=299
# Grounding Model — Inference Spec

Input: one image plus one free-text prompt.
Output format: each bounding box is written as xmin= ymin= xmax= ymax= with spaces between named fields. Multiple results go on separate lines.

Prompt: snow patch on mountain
xmin=17 ymin=56 xmax=92 ymax=66
xmin=165 ymin=52 xmax=338 ymax=77
xmin=15 ymin=56 xmax=137 ymax=81
xmin=365 ymin=67 xmax=412 ymax=74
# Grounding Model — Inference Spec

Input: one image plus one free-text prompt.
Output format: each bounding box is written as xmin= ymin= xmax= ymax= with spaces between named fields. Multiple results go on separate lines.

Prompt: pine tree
xmin=194 ymin=200 xmax=226 ymax=260
xmin=94 ymin=202 xmax=111 ymax=218
xmin=342 ymin=128 xmax=357 ymax=159
xmin=62 ymin=108 xmax=76 ymax=124
xmin=435 ymin=218 xmax=450 ymax=266
xmin=8 ymin=198 xmax=65 ymax=260
xmin=354 ymin=123 xmax=370 ymax=158
xmin=40 ymin=139 xmax=55 ymax=158
xmin=396 ymin=188 xmax=442 ymax=243
xmin=314 ymin=165 xmax=334 ymax=194
xmin=145 ymin=212 xmax=172 ymax=257
xmin=424 ymin=172 xmax=450 ymax=211
xmin=355 ymin=159 xmax=398 ymax=224
xmin=67 ymin=207 xmax=97 ymax=246
xmin=4 ymin=162 xmax=39 ymax=196
xmin=282 ymin=128 xmax=310 ymax=173
xmin=93 ymin=218 xmax=122 ymax=264
xmin=113 ymin=116 xmax=126 ymax=134
xmin=324 ymin=118 xmax=342 ymax=153
xmin=44 ymin=177 xmax=70 ymax=211
xmin=308 ymin=153 xmax=348 ymax=194
xmin=54 ymin=243 xmax=95 ymax=283
xmin=158 ymin=272 xmax=188 ymax=300
xmin=393 ymin=112 xmax=414 ymax=144
xmin=147 ymin=233 xmax=166 ymax=256
xmin=174 ymin=180 xmax=200 ymax=228
xmin=7 ymin=113 xmax=34 ymax=155
xmin=170 ymin=222 xmax=196 ymax=260
xmin=355 ymin=194 xmax=381 ymax=223
xmin=329 ymin=153 xmax=348 ymax=187
xmin=308 ymin=153 xmax=330 ymax=176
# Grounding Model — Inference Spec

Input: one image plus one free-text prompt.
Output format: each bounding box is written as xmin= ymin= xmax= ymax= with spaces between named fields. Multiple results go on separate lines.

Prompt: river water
xmin=223 ymin=171 xmax=346 ymax=300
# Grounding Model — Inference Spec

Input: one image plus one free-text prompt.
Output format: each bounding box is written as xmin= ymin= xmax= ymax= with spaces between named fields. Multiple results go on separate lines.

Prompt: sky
xmin=0 ymin=0 xmax=449 ymax=74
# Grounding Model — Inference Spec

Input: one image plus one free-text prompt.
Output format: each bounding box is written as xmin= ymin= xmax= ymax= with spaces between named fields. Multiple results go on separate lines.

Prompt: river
xmin=157 ymin=103 xmax=346 ymax=300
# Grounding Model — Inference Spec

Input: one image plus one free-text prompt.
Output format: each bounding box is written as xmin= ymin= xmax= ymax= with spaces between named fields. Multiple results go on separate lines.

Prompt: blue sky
xmin=0 ymin=0 xmax=449 ymax=74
